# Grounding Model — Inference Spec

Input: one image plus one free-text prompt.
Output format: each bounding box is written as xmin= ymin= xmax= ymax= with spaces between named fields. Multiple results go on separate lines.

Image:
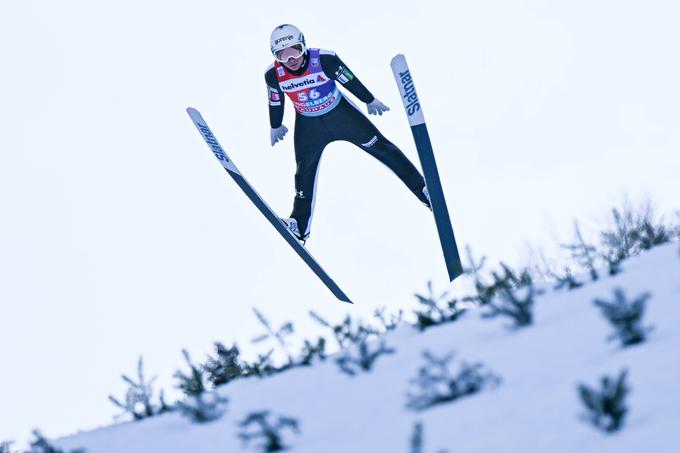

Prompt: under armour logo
xmin=296 ymin=190 xmax=305 ymax=198
xmin=361 ymin=136 xmax=378 ymax=148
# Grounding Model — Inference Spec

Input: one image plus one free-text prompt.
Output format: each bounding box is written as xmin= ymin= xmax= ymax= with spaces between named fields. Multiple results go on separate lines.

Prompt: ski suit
xmin=265 ymin=48 xmax=428 ymax=237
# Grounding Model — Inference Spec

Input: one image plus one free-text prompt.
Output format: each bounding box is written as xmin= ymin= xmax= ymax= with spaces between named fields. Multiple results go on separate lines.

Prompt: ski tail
xmin=390 ymin=55 xmax=464 ymax=281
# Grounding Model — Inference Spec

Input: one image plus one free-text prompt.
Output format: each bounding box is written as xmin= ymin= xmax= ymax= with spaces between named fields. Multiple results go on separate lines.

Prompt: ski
xmin=390 ymin=54 xmax=464 ymax=281
xmin=186 ymin=107 xmax=352 ymax=304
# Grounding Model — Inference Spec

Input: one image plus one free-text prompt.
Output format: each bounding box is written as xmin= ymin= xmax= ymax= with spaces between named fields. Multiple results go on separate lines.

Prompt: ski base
xmin=186 ymin=107 xmax=352 ymax=303
xmin=391 ymin=54 xmax=464 ymax=281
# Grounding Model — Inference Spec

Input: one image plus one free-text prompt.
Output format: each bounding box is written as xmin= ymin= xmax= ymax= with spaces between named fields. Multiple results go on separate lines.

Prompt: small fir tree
xmin=479 ymin=265 xmax=541 ymax=329
xmin=242 ymin=350 xmax=278 ymax=377
xmin=410 ymin=422 xmax=424 ymax=453
xmin=108 ymin=357 xmax=172 ymax=421
xmin=578 ymin=369 xmax=630 ymax=433
xmin=373 ymin=307 xmax=404 ymax=332
xmin=550 ymin=266 xmax=584 ymax=291
xmin=407 ymin=351 xmax=500 ymax=412
xmin=252 ymin=308 xmax=295 ymax=366
xmin=562 ymin=221 xmax=599 ymax=282
xmin=174 ymin=349 xmax=228 ymax=423
xmin=593 ymin=288 xmax=653 ymax=346
xmin=632 ymin=218 xmax=672 ymax=251
xmin=237 ymin=411 xmax=299 ymax=452
xmin=336 ymin=339 xmax=395 ymax=377
xmin=463 ymin=245 xmax=488 ymax=285
xmin=203 ymin=342 xmax=243 ymax=387
xmin=28 ymin=431 xmax=85 ymax=453
xmin=413 ymin=281 xmax=467 ymax=331
xmin=296 ymin=337 xmax=327 ymax=366
xmin=408 ymin=422 xmax=450 ymax=453
xmin=309 ymin=311 xmax=380 ymax=349
xmin=464 ymin=262 xmax=535 ymax=308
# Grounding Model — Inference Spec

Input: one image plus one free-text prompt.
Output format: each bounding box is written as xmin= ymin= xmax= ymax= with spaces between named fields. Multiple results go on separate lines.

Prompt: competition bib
xmin=274 ymin=48 xmax=342 ymax=116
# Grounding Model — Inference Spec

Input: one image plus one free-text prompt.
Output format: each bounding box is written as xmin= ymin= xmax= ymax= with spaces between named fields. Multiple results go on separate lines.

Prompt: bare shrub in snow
xmin=237 ymin=411 xmax=299 ymax=452
xmin=336 ymin=338 xmax=395 ymax=377
xmin=594 ymin=288 xmax=654 ymax=346
xmin=174 ymin=350 xmax=228 ymax=423
xmin=309 ymin=311 xmax=380 ymax=348
xmin=203 ymin=342 xmax=243 ymax=387
xmin=578 ymin=368 xmax=629 ymax=433
xmin=407 ymin=351 xmax=501 ymax=411
xmin=600 ymin=201 xmax=672 ymax=274
xmin=28 ymin=431 xmax=85 ymax=453
xmin=413 ymin=281 xmax=467 ymax=331
xmin=108 ymin=357 xmax=172 ymax=421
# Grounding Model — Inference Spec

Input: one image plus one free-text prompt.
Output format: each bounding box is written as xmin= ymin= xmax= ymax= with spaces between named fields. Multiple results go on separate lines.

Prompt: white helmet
xmin=270 ymin=24 xmax=306 ymax=56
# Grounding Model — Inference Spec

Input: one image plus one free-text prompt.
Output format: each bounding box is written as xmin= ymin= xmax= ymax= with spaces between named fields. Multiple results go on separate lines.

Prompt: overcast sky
xmin=1 ymin=0 xmax=679 ymax=446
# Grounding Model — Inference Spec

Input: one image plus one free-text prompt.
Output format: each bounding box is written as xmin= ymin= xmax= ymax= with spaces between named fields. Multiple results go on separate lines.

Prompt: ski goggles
xmin=274 ymin=44 xmax=306 ymax=63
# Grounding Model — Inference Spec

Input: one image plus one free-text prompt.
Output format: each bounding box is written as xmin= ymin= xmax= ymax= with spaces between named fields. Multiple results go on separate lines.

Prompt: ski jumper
xmin=265 ymin=48 xmax=428 ymax=237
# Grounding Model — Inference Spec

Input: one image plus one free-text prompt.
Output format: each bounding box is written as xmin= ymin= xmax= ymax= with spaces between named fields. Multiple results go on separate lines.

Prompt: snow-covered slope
xmin=55 ymin=244 xmax=680 ymax=453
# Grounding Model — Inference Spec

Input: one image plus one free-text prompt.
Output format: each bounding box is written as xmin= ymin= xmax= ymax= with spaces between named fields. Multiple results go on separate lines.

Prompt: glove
xmin=367 ymin=99 xmax=390 ymax=116
xmin=270 ymin=125 xmax=288 ymax=146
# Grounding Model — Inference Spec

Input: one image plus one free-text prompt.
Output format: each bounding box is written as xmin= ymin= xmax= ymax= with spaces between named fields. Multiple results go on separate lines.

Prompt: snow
xmin=53 ymin=243 xmax=680 ymax=452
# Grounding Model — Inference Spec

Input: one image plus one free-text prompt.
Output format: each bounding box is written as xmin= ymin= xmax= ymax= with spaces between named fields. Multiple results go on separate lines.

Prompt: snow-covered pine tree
xmin=0 ymin=441 xmax=15 ymax=453
xmin=407 ymin=351 xmax=500 ymax=411
xmin=593 ymin=288 xmax=653 ymax=346
xmin=108 ymin=357 xmax=172 ymax=421
xmin=578 ymin=369 xmax=630 ymax=433
xmin=174 ymin=349 xmax=228 ymax=423
xmin=202 ymin=342 xmax=243 ymax=387
xmin=237 ymin=411 xmax=299 ymax=452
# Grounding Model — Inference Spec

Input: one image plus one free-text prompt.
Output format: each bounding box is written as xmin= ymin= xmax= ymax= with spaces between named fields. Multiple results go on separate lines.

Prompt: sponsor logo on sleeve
xmin=334 ymin=66 xmax=354 ymax=84
xmin=268 ymin=87 xmax=281 ymax=106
